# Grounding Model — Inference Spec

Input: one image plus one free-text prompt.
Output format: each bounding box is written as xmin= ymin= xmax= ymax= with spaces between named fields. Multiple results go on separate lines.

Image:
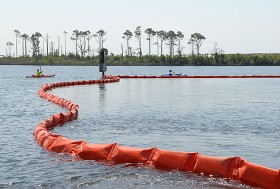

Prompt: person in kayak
xmin=169 ymin=70 xmax=175 ymax=76
xmin=169 ymin=70 xmax=182 ymax=76
xmin=36 ymin=69 xmax=42 ymax=77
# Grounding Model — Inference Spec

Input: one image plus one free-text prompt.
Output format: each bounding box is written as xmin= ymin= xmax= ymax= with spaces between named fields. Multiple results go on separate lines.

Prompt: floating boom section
xmin=34 ymin=76 xmax=280 ymax=189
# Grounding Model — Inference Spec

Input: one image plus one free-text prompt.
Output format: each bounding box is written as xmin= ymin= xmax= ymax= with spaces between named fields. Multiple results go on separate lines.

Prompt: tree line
xmin=1 ymin=27 xmax=279 ymax=66
xmin=2 ymin=29 xmax=107 ymax=59
xmin=2 ymin=27 xmax=206 ymax=58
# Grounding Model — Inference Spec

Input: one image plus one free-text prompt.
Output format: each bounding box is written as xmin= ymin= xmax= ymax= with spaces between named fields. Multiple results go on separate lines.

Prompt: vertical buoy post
xmin=99 ymin=49 xmax=107 ymax=77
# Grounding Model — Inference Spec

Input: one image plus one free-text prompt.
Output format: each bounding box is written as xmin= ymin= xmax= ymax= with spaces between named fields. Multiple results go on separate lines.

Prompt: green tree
xmin=72 ymin=30 xmax=92 ymax=58
xmin=134 ymin=26 xmax=142 ymax=57
xmin=101 ymin=48 xmax=108 ymax=56
xmin=80 ymin=30 xmax=91 ymax=57
xmin=20 ymin=34 xmax=29 ymax=57
xmin=157 ymin=30 xmax=167 ymax=56
xmin=273 ymin=55 xmax=280 ymax=66
xmin=93 ymin=29 xmax=106 ymax=52
xmin=166 ymin=30 xmax=177 ymax=57
xmin=6 ymin=41 xmax=13 ymax=57
xmin=176 ymin=31 xmax=184 ymax=56
xmin=30 ymin=32 xmax=42 ymax=61
xmin=154 ymin=32 xmax=160 ymax=56
xmin=122 ymin=30 xmax=133 ymax=56
xmin=145 ymin=28 xmax=156 ymax=56
xmin=79 ymin=31 xmax=87 ymax=58
xmin=188 ymin=33 xmax=206 ymax=55
xmin=71 ymin=30 xmax=79 ymax=57
xmin=86 ymin=31 xmax=93 ymax=56
xmin=14 ymin=30 xmax=20 ymax=57
xmin=212 ymin=43 xmax=225 ymax=65
xmin=226 ymin=54 xmax=248 ymax=66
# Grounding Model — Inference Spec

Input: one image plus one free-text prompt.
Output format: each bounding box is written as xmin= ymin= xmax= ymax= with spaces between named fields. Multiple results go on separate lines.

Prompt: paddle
xmin=39 ymin=65 xmax=44 ymax=76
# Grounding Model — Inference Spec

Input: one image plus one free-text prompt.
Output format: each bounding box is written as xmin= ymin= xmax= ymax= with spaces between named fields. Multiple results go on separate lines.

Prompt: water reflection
xmin=98 ymin=83 xmax=106 ymax=106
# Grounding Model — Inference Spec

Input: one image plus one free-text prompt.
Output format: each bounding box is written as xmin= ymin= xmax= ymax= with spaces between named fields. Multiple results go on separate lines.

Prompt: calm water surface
xmin=0 ymin=65 xmax=280 ymax=189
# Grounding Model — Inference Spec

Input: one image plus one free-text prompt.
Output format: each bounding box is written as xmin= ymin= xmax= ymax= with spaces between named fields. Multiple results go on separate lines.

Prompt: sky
xmin=0 ymin=0 xmax=280 ymax=56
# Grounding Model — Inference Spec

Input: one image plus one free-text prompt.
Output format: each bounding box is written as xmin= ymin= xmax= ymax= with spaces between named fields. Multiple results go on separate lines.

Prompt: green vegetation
xmin=1 ymin=53 xmax=280 ymax=66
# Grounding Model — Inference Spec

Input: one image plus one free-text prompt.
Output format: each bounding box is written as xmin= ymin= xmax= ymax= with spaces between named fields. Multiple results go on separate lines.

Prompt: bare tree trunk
xmin=156 ymin=36 xmax=159 ymax=56
xmin=121 ymin=44 xmax=123 ymax=58
xmin=46 ymin=34 xmax=49 ymax=57
xmin=16 ymin=36 xmax=17 ymax=57
xmin=160 ymin=39 xmax=163 ymax=56
xmin=139 ymin=38 xmax=142 ymax=57
xmin=169 ymin=39 xmax=172 ymax=57
xmin=126 ymin=40 xmax=129 ymax=56
xmin=51 ymin=42 xmax=54 ymax=57
xmin=57 ymin=36 xmax=60 ymax=57
xmin=24 ymin=39 xmax=27 ymax=57
xmin=196 ymin=44 xmax=200 ymax=55
xmin=22 ymin=40 xmax=24 ymax=57
xmin=83 ymin=37 xmax=86 ymax=57
xmin=75 ymin=39 xmax=78 ymax=57
xmin=42 ymin=39 xmax=45 ymax=56
xmin=79 ymin=39 xmax=83 ymax=57
xmin=64 ymin=32 xmax=67 ymax=56
xmin=178 ymin=41 xmax=181 ymax=53
xmin=101 ymin=36 xmax=104 ymax=49
xmin=148 ymin=37 xmax=151 ymax=56
xmin=99 ymin=40 xmax=102 ymax=51
xmin=172 ymin=43 xmax=174 ymax=57
xmin=46 ymin=41 xmax=49 ymax=56
xmin=87 ymin=39 xmax=90 ymax=57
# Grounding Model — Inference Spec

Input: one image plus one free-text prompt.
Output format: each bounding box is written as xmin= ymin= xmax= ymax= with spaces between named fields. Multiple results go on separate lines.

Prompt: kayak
xmin=26 ymin=74 xmax=55 ymax=78
xmin=161 ymin=73 xmax=187 ymax=77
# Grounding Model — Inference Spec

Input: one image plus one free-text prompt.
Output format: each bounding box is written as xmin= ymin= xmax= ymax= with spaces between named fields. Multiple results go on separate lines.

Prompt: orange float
xmin=34 ymin=75 xmax=280 ymax=189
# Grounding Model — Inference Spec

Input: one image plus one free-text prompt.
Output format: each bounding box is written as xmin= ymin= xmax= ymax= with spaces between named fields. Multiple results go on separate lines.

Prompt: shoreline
xmin=1 ymin=63 xmax=280 ymax=66
xmin=1 ymin=52 xmax=280 ymax=66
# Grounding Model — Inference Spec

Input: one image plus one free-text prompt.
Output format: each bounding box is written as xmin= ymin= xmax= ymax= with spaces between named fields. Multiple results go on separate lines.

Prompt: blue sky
xmin=0 ymin=0 xmax=279 ymax=56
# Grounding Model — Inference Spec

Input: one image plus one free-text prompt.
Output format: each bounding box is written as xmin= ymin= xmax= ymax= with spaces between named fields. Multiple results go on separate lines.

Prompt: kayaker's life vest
xmin=36 ymin=71 xmax=41 ymax=77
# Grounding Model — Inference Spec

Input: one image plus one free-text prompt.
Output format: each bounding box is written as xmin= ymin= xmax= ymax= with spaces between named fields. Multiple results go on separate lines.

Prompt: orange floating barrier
xmin=35 ymin=129 xmax=49 ymax=145
xmin=74 ymin=143 xmax=116 ymax=161
xmin=193 ymin=155 xmax=244 ymax=179
xmin=33 ymin=76 xmax=280 ymax=189
xmin=238 ymin=162 xmax=280 ymax=189
xmin=33 ymin=124 xmax=47 ymax=139
xmin=151 ymin=149 xmax=198 ymax=172
xmin=41 ymin=134 xmax=57 ymax=148
xmin=109 ymin=145 xmax=156 ymax=164
xmin=47 ymin=137 xmax=84 ymax=154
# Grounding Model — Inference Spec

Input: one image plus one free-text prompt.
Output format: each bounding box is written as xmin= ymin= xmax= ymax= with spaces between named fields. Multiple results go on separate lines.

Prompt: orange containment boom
xmin=34 ymin=76 xmax=280 ymax=189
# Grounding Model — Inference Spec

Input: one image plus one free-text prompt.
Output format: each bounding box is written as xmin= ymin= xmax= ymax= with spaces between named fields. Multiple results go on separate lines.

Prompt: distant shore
xmin=1 ymin=53 xmax=280 ymax=66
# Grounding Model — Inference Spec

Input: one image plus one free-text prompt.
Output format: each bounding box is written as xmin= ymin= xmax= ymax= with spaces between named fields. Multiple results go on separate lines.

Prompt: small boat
xmin=161 ymin=73 xmax=187 ymax=77
xmin=161 ymin=70 xmax=186 ymax=77
xmin=26 ymin=74 xmax=56 ymax=78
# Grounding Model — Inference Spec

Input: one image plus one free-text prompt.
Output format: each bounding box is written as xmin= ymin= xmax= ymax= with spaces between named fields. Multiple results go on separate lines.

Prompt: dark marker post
xmin=99 ymin=49 xmax=107 ymax=77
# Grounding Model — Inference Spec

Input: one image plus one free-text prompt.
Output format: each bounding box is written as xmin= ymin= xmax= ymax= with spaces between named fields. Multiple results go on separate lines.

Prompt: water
xmin=1 ymin=65 xmax=280 ymax=189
